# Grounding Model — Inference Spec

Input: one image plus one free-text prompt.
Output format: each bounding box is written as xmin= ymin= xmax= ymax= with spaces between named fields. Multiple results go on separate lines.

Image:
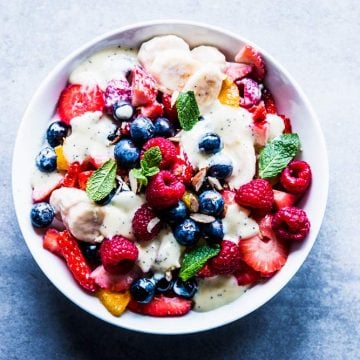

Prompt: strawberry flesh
xmin=131 ymin=66 xmax=157 ymax=107
xmin=235 ymin=45 xmax=266 ymax=81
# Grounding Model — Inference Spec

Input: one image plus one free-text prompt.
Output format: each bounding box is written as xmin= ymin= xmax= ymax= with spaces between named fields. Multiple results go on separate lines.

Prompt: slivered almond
xmin=207 ymin=176 xmax=223 ymax=191
xmin=191 ymin=168 xmax=207 ymax=192
xmin=190 ymin=213 xmax=216 ymax=223
xmin=129 ymin=171 xmax=138 ymax=193
xmin=147 ymin=217 xmax=160 ymax=233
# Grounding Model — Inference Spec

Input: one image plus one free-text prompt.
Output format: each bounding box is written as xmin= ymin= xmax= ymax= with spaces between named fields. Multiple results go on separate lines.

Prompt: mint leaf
xmin=142 ymin=146 xmax=162 ymax=168
xmin=179 ymin=244 xmax=220 ymax=281
xmin=258 ymin=134 xmax=300 ymax=179
xmin=176 ymin=91 xmax=200 ymax=131
xmin=86 ymin=159 xmax=117 ymax=201
xmin=144 ymin=166 xmax=160 ymax=177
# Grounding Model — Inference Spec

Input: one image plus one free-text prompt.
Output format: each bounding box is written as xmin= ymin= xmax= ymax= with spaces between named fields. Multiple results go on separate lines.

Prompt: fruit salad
xmin=30 ymin=35 xmax=312 ymax=317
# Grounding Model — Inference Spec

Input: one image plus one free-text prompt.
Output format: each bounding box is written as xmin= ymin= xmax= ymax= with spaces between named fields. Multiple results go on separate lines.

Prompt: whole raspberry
xmin=142 ymin=137 xmax=177 ymax=169
xmin=104 ymin=79 xmax=131 ymax=112
xmin=272 ymin=207 xmax=310 ymax=242
xmin=146 ymin=170 xmax=185 ymax=209
xmin=209 ymin=240 xmax=241 ymax=275
xmin=235 ymin=179 xmax=274 ymax=212
xmin=99 ymin=236 xmax=138 ymax=274
xmin=280 ymin=160 xmax=312 ymax=194
xmin=132 ymin=204 xmax=161 ymax=241
xmin=197 ymin=263 xmax=216 ymax=278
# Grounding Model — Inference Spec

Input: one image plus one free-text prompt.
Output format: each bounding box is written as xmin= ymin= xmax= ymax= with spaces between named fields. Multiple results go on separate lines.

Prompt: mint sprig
xmin=176 ymin=91 xmax=200 ymax=131
xmin=179 ymin=244 xmax=220 ymax=281
xmin=130 ymin=146 xmax=162 ymax=188
xmin=86 ymin=159 xmax=117 ymax=201
xmin=258 ymin=134 xmax=300 ymax=179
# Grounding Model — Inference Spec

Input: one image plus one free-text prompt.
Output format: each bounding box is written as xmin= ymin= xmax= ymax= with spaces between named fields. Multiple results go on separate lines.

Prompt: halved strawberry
xmin=221 ymin=190 xmax=236 ymax=205
xmin=279 ymin=114 xmax=292 ymax=134
xmin=273 ymin=190 xmax=298 ymax=209
xmin=225 ymin=62 xmax=253 ymax=81
xmin=62 ymin=162 xmax=81 ymax=188
xmin=78 ymin=170 xmax=94 ymax=190
xmin=233 ymin=260 xmax=260 ymax=285
xmin=32 ymin=172 xmax=63 ymax=203
xmin=262 ymin=88 xmax=277 ymax=114
xmin=127 ymin=295 xmax=192 ymax=317
xmin=162 ymin=93 xmax=178 ymax=122
xmin=43 ymin=228 xmax=62 ymax=257
xmin=251 ymin=101 xmax=267 ymax=123
xmin=131 ymin=66 xmax=157 ymax=107
xmin=235 ymin=45 xmax=266 ymax=81
xmin=238 ymin=235 xmax=288 ymax=274
xmin=57 ymin=84 xmax=105 ymax=125
xmin=140 ymin=101 xmax=164 ymax=120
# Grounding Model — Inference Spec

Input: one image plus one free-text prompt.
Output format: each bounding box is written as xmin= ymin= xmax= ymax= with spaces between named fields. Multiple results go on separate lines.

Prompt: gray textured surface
xmin=1 ymin=1 xmax=359 ymax=359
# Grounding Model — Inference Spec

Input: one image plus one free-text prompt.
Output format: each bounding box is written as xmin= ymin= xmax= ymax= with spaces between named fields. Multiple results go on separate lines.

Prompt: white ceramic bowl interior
xmin=12 ymin=20 xmax=328 ymax=334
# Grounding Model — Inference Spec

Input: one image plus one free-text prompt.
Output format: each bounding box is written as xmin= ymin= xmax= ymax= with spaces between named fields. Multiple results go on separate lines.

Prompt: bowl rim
xmin=12 ymin=19 xmax=329 ymax=334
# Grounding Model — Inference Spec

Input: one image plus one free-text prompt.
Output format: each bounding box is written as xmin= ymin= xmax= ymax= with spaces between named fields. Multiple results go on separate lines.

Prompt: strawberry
xmin=131 ymin=66 xmax=157 ymax=107
xmin=57 ymin=231 xmax=98 ymax=292
xmin=225 ymin=62 xmax=253 ymax=81
xmin=250 ymin=101 xmax=267 ymax=123
xmin=221 ymin=190 xmax=236 ymax=205
xmin=170 ymin=156 xmax=193 ymax=185
xmin=57 ymin=84 xmax=105 ymax=125
xmin=233 ymin=260 xmax=260 ymax=285
xmin=238 ymin=234 xmax=288 ymax=274
xmin=62 ymin=162 xmax=81 ymax=188
xmin=43 ymin=228 xmax=62 ymax=257
xmin=78 ymin=170 xmax=94 ymax=190
xmin=262 ymin=88 xmax=277 ymax=114
xmin=140 ymin=101 xmax=164 ymax=120
xmin=127 ymin=295 xmax=192 ymax=317
xmin=235 ymin=45 xmax=266 ymax=81
xmin=161 ymin=93 xmax=178 ymax=122
xmin=280 ymin=115 xmax=292 ymax=134
xmin=32 ymin=172 xmax=63 ymax=203
xmin=273 ymin=189 xmax=298 ymax=209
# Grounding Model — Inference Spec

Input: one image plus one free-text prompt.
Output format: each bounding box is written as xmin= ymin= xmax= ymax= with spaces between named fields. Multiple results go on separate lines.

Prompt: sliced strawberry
xmin=280 ymin=114 xmax=292 ymax=134
xmin=259 ymin=214 xmax=276 ymax=240
xmin=57 ymin=84 xmax=105 ymax=125
xmin=273 ymin=190 xmax=298 ymax=209
xmin=225 ymin=62 xmax=253 ymax=81
xmin=131 ymin=66 xmax=157 ymax=107
xmin=161 ymin=93 xmax=178 ymax=122
xmin=221 ymin=190 xmax=236 ymax=205
xmin=62 ymin=162 xmax=81 ymax=188
xmin=127 ymin=295 xmax=192 ymax=317
xmin=78 ymin=170 xmax=94 ymax=190
xmin=238 ymin=235 xmax=288 ymax=274
xmin=32 ymin=172 xmax=63 ymax=203
xmin=170 ymin=156 xmax=193 ymax=185
xmin=88 ymin=155 xmax=110 ymax=169
xmin=43 ymin=228 xmax=62 ymax=257
xmin=140 ymin=101 xmax=164 ymax=120
xmin=251 ymin=101 xmax=267 ymax=123
xmin=262 ymin=88 xmax=277 ymax=114
xmin=57 ymin=231 xmax=98 ymax=293
xmin=90 ymin=265 xmax=140 ymax=292
xmin=235 ymin=45 xmax=266 ymax=81
xmin=233 ymin=260 xmax=260 ymax=285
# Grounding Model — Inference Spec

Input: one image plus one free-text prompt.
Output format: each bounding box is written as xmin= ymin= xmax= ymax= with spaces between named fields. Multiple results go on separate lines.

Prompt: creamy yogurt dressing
xmin=31 ymin=168 xmax=63 ymax=199
xmin=194 ymin=275 xmax=248 ymax=312
xmin=180 ymin=101 xmax=256 ymax=189
xmin=267 ymin=114 xmax=285 ymax=140
xmin=69 ymin=47 xmax=138 ymax=90
xmin=62 ymin=111 xmax=116 ymax=165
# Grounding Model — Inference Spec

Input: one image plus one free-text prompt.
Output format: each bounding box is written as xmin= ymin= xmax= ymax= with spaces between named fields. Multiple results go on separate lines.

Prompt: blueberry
xmin=79 ymin=243 xmax=101 ymax=267
xmin=130 ymin=116 xmax=155 ymax=144
xmin=173 ymin=278 xmax=198 ymax=299
xmin=162 ymin=201 xmax=188 ymax=225
xmin=198 ymin=190 xmax=224 ymax=216
xmin=151 ymin=273 xmax=174 ymax=293
xmin=207 ymin=153 xmax=233 ymax=180
xmin=95 ymin=187 xmax=117 ymax=206
xmin=130 ymin=278 xmax=156 ymax=304
xmin=46 ymin=121 xmax=70 ymax=147
xmin=203 ymin=219 xmax=224 ymax=243
xmin=173 ymin=218 xmax=200 ymax=246
xmin=154 ymin=117 xmax=175 ymax=138
xmin=30 ymin=202 xmax=55 ymax=228
xmin=36 ymin=147 xmax=57 ymax=172
xmin=114 ymin=139 xmax=140 ymax=168
xmin=198 ymin=133 xmax=222 ymax=154
xmin=113 ymin=101 xmax=134 ymax=121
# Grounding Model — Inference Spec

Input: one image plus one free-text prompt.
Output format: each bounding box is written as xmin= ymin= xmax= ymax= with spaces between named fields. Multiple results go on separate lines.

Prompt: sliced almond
xmin=207 ymin=176 xmax=223 ymax=191
xmin=168 ymin=136 xmax=181 ymax=143
xmin=147 ymin=217 xmax=160 ymax=233
xmin=182 ymin=191 xmax=199 ymax=213
xmin=190 ymin=213 xmax=216 ymax=223
xmin=191 ymin=168 xmax=207 ymax=192
xmin=128 ymin=171 xmax=138 ymax=193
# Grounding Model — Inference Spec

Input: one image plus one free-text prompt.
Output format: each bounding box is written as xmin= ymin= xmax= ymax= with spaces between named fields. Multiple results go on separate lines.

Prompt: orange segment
xmin=97 ymin=289 xmax=131 ymax=317
xmin=218 ymin=77 xmax=240 ymax=107
xmin=54 ymin=145 xmax=69 ymax=171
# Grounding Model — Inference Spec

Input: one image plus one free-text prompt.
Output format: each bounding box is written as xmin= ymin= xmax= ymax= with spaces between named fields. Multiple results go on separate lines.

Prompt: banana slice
xmin=191 ymin=45 xmax=226 ymax=71
xmin=183 ymin=65 xmax=225 ymax=112
xmin=138 ymin=35 xmax=190 ymax=70
xmin=149 ymin=49 xmax=201 ymax=93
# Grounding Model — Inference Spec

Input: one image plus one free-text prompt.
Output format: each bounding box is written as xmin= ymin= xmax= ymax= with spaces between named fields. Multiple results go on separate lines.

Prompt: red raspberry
xmin=104 ymin=79 xmax=131 ymax=112
xmin=99 ymin=236 xmax=139 ymax=274
xmin=262 ymin=88 xmax=277 ymax=114
xmin=280 ymin=160 xmax=312 ymax=194
xmin=142 ymin=137 xmax=177 ymax=169
xmin=197 ymin=263 xmax=216 ymax=278
xmin=209 ymin=240 xmax=241 ymax=275
xmin=132 ymin=204 xmax=161 ymax=241
xmin=235 ymin=179 xmax=274 ymax=212
xmin=146 ymin=170 xmax=185 ymax=209
xmin=272 ymin=207 xmax=310 ymax=242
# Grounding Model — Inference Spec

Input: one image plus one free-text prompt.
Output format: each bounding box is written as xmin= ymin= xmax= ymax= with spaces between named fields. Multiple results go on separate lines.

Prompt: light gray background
xmin=1 ymin=1 xmax=359 ymax=359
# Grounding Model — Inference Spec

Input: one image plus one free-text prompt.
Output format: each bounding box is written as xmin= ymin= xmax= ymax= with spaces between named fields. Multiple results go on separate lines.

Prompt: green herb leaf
xmin=176 ymin=91 xmax=200 ymax=131
xmin=86 ymin=159 xmax=117 ymax=201
xmin=258 ymin=134 xmax=301 ymax=179
xmin=144 ymin=166 xmax=160 ymax=177
xmin=130 ymin=168 xmax=148 ymax=187
xmin=142 ymin=146 xmax=162 ymax=168
xmin=179 ymin=244 xmax=220 ymax=281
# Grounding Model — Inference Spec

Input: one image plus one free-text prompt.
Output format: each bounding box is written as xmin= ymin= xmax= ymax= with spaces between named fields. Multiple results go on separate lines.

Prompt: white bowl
xmin=12 ymin=20 xmax=328 ymax=334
